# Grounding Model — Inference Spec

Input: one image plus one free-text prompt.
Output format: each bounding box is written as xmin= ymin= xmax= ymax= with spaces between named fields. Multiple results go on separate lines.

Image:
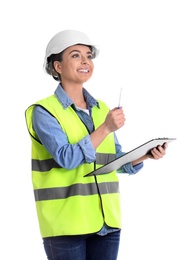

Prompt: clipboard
xmin=84 ymin=137 xmax=176 ymax=177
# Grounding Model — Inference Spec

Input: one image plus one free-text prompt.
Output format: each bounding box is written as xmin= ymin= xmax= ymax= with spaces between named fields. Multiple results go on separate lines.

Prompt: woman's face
xmin=54 ymin=44 xmax=94 ymax=84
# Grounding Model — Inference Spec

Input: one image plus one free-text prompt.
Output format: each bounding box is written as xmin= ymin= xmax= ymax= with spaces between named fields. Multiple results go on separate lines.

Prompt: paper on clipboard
xmin=84 ymin=137 xmax=176 ymax=177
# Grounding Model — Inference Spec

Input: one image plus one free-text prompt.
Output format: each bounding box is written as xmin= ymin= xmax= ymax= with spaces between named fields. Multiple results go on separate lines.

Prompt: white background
xmin=1 ymin=0 xmax=196 ymax=259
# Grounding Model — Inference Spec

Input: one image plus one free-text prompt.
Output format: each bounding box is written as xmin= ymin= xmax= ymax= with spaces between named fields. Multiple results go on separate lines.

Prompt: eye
xmin=72 ymin=53 xmax=80 ymax=58
xmin=87 ymin=54 xmax=93 ymax=59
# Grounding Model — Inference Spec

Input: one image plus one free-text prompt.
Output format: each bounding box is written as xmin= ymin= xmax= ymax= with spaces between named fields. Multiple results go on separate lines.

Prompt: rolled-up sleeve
xmin=78 ymin=135 xmax=96 ymax=163
xmin=118 ymin=160 xmax=144 ymax=175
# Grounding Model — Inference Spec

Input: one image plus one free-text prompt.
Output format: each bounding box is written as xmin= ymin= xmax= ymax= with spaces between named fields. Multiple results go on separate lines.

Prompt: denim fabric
xmin=33 ymin=84 xmax=143 ymax=173
xmin=43 ymin=230 xmax=121 ymax=260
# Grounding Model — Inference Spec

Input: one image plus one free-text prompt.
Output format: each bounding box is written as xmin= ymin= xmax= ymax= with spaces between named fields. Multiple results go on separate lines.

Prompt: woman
xmin=25 ymin=29 xmax=167 ymax=260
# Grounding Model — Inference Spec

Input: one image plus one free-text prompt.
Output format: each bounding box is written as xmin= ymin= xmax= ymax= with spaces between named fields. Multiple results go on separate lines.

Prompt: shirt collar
xmin=54 ymin=84 xmax=100 ymax=110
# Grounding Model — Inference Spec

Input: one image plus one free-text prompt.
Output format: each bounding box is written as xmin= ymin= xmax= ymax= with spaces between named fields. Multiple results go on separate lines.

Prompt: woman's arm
xmin=132 ymin=142 xmax=168 ymax=166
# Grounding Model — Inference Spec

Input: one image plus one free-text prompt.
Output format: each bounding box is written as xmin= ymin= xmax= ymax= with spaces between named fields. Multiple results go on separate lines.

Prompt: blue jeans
xmin=43 ymin=230 xmax=121 ymax=260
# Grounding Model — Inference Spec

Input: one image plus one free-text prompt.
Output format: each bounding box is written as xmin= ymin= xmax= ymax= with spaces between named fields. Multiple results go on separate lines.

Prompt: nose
xmin=81 ymin=55 xmax=88 ymax=64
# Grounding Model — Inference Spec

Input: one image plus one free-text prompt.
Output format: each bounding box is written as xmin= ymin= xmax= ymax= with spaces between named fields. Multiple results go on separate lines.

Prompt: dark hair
xmin=46 ymin=50 xmax=65 ymax=81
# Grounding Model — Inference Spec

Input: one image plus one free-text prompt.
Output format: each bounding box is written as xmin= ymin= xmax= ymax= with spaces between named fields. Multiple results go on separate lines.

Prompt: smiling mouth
xmin=78 ymin=69 xmax=89 ymax=73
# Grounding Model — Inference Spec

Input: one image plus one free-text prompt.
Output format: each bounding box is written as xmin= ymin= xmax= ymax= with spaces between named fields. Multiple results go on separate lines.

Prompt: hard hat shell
xmin=43 ymin=29 xmax=99 ymax=75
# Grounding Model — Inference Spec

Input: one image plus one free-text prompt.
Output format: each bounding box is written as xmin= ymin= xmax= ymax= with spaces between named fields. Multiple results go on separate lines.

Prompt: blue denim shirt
xmin=32 ymin=84 xmax=143 ymax=236
xmin=33 ymin=84 xmax=143 ymax=174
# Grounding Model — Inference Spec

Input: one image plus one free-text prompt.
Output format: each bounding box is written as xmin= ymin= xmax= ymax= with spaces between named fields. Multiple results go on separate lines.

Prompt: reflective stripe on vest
xmin=32 ymin=152 xmax=116 ymax=172
xmin=34 ymin=181 xmax=119 ymax=201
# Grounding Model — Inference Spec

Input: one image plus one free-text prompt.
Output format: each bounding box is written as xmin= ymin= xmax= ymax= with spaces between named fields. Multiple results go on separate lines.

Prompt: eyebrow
xmin=68 ymin=49 xmax=92 ymax=55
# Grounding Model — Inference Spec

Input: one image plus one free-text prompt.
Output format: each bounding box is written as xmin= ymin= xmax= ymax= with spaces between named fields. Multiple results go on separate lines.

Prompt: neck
xmin=61 ymin=83 xmax=87 ymax=109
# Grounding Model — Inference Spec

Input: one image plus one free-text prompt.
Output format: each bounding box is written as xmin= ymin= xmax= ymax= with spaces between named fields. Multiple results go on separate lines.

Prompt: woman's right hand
xmin=104 ymin=107 xmax=126 ymax=132
xmin=90 ymin=107 xmax=125 ymax=149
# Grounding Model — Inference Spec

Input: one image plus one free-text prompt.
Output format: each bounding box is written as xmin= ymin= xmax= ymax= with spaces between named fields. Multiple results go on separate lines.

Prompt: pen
xmin=118 ymin=88 xmax=123 ymax=108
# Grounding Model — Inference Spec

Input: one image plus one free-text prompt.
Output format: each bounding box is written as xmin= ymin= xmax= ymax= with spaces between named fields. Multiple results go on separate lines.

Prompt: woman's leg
xmin=86 ymin=230 xmax=121 ymax=260
xmin=43 ymin=235 xmax=88 ymax=260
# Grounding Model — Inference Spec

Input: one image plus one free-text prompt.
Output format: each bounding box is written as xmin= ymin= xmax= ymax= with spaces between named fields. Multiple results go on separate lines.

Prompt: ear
xmin=53 ymin=61 xmax=62 ymax=74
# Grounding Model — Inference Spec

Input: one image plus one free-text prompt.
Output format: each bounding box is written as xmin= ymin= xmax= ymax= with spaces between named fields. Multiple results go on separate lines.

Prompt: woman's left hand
xmin=132 ymin=142 xmax=168 ymax=166
xmin=148 ymin=142 xmax=168 ymax=160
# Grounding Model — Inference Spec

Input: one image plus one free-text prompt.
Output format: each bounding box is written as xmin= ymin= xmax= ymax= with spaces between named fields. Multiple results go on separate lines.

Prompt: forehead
xmin=64 ymin=44 xmax=92 ymax=54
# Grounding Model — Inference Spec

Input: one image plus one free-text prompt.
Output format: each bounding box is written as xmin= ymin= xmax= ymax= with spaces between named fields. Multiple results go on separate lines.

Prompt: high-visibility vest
xmin=25 ymin=94 xmax=121 ymax=238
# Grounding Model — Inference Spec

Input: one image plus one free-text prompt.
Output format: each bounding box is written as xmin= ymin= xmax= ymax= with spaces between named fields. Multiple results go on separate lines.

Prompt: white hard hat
xmin=43 ymin=29 xmax=99 ymax=75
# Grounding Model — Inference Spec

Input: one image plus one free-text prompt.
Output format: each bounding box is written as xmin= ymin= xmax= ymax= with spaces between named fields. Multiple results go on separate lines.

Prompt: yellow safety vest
xmin=25 ymin=94 xmax=121 ymax=238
